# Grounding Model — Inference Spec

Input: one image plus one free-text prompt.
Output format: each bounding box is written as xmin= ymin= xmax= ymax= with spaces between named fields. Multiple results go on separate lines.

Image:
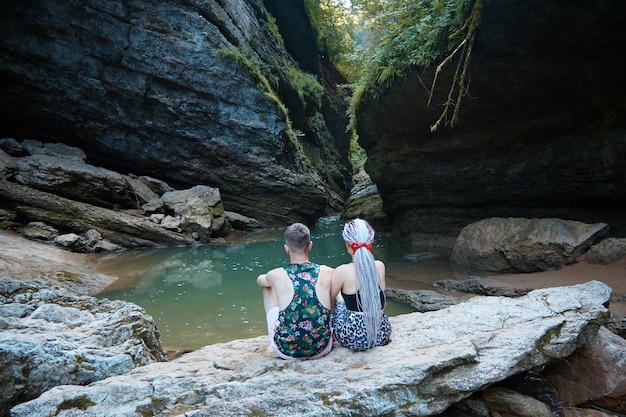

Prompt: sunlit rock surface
xmin=11 ymin=281 xmax=610 ymax=417
xmin=0 ymin=278 xmax=166 ymax=416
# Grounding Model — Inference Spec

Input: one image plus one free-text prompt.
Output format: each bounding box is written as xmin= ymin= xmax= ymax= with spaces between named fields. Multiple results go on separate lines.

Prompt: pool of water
xmin=95 ymin=215 xmax=461 ymax=350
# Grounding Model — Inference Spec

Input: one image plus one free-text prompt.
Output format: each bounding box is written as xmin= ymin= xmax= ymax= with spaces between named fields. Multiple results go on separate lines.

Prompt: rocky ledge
xmin=0 ymin=139 xmax=260 ymax=250
xmin=8 ymin=280 xmax=621 ymax=417
xmin=0 ymin=277 xmax=166 ymax=417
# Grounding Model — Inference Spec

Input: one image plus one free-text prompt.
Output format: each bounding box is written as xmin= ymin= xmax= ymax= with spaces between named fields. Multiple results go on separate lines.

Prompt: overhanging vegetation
xmin=305 ymin=0 xmax=483 ymax=138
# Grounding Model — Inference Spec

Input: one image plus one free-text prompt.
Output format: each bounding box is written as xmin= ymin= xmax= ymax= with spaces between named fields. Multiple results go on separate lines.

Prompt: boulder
xmin=385 ymin=288 xmax=466 ymax=312
xmin=224 ymin=211 xmax=260 ymax=231
xmin=0 ymin=149 xmax=17 ymax=179
xmin=341 ymin=169 xmax=387 ymax=222
xmin=136 ymin=175 xmax=174 ymax=196
xmin=20 ymin=139 xmax=87 ymax=162
xmin=158 ymin=215 xmax=181 ymax=231
xmin=482 ymin=387 xmax=553 ymax=417
xmin=560 ymin=409 xmax=617 ymax=417
xmin=585 ymin=238 xmax=626 ymax=265
xmin=14 ymin=152 xmax=136 ymax=210
xmin=606 ymin=313 xmax=626 ymax=340
xmin=22 ymin=221 xmax=58 ymax=241
xmin=11 ymin=281 xmax=611 ymax=416
xmin=0 ymin=138 xmax=28 ymax=157
xmin=161 ymin=185 xmax=231 ymax=242
xmin=544 ymin=326 xmax=626 ymax=414
xmin=434 ymin=276 xmax=532 ymax=297
xmin=450 ymin=218 xmax=609 ymax=273
xmin=124 ymin=174 xmax=160 ymax=208
xmin=0 ymin=209 xmax=17 ymax=223
xmin=0 ymin=277 xmax=166 ymax=416
xmin=161 ymin=186 xmax=222 ymax=216
xmin=54 ymin=229 xmax=123 ymax=253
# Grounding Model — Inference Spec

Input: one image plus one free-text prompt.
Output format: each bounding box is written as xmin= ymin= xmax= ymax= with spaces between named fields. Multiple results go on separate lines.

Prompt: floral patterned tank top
xmin=273 ymin=262 xmax=332 ymax=358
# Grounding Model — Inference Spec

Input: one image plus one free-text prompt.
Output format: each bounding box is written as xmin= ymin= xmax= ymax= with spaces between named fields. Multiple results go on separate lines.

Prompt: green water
xmin=96 ymin=215 xmax=459 ymax=350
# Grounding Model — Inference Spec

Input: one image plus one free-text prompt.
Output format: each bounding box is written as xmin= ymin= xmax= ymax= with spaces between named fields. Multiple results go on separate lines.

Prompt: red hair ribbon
xmin=350 ymin=242 xmax=373 ymax=253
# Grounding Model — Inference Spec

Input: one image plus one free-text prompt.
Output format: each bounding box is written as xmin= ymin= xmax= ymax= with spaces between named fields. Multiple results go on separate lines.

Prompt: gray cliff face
xmin=0 ymin=0 xmax=350 ymax=226
xmin=357 ymin=0 xmax=626 ymax=236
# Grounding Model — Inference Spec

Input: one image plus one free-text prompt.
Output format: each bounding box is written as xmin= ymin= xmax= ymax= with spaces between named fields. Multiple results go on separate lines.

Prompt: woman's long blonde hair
xmin=342 ymin=218 xmax=383 ymax=346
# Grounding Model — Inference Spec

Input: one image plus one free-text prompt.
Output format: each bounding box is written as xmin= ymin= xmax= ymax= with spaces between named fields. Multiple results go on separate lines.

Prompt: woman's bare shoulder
xmin=333 ymin=262 xmax=353 ymax=271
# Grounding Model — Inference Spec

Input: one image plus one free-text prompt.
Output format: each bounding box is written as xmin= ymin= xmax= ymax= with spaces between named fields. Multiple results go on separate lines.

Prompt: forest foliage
xmin=304 ymin=0 xmax=482 ymax=141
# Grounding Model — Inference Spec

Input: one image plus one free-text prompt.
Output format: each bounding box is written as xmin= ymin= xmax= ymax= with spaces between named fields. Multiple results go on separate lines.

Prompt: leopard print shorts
xmin=332 ymin=301 xmax=392 ymax=351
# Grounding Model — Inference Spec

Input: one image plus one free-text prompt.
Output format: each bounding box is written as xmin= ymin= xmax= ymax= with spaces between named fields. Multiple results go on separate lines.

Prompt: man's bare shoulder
xmin=317 ymin=264 xmax=334 ymax=280
xmin=266 ymin=266 xmax=287 ymax=279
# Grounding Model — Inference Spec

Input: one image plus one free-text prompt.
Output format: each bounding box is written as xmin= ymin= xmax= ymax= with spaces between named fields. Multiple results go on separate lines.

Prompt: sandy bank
xmin=0 ymin=230 xmax=117 ymax=295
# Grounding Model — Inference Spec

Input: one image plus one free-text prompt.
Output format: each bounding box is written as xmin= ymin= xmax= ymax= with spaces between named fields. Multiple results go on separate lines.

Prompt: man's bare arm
xmin=257 ymin=273 xmax=270 ymax=288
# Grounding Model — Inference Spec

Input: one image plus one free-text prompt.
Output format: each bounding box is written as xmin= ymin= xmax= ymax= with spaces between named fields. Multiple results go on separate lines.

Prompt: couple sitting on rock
xmin=256 ymin=219 xmax=392 ymax=360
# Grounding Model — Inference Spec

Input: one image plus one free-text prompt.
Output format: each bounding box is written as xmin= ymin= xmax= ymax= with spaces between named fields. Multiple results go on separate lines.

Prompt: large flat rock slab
xmin=11 ymin=281 xmax=611 ymax=416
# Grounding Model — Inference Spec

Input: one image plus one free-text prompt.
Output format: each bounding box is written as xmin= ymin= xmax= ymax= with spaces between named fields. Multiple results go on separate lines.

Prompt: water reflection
xmin=95 ymin=215 xmax=458 ymax=350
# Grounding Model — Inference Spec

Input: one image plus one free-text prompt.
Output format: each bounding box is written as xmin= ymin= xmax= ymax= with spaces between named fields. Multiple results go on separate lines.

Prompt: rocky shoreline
xmin=0 ymin=230 xmax=117 ymax=295
xmin=3 ymin=274 xmax=623 ymax=417
xmin=2 ymin=221 xmax=626 ymax=416
xmin=2 ymin=139 xmax=626 ymax=416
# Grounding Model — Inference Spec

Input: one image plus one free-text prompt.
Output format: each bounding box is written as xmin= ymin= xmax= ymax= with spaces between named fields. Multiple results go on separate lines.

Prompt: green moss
xmin=264 ymin=10 xmax=285 ymax=49
xmin=216 ymin=46 xmax=311 ymax=165
xmin=400 ymin=401 xmax=416 ymax=410
xmin=55 ymin=395 xmax=96 ymax=415
xmin=318 ymin=391 xmax=359 ymax=409
xmin=247 ymin=407 xmax=274 ymax=417
xmin=136 ymin=397 xmax=169 ymax=417
xmin=349 ymin=136 xmax=368 ymax=172
xmin=20 ymin=365 xmax=31 ymax=379
xmin=285 ymin=66 xmax=324 ymax=108
xmin=54 ymin=271 xmax=84 ymax=283
xmin=74 ymin=354 xmax=95 ymax=372
xmin=319 ymin=391 xmax=341 ymax=406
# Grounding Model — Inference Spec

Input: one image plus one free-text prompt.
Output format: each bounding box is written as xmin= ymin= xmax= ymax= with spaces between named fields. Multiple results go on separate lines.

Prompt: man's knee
xmin=262 ymin=287 xmax=278 ymax=312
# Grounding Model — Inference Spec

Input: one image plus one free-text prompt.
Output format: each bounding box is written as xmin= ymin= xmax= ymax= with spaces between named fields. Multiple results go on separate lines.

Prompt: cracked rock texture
xmin=11 ymin=281 xmax=611 ymax=417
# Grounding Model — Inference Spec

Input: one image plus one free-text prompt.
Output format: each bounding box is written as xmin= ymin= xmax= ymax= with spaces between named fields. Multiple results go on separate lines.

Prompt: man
xmin=257 ymin=222 xmax=334 ymax=360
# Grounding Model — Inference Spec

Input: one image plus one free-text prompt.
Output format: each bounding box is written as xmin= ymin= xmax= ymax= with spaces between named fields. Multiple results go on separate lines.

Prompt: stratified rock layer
xmin=0 ymin=0 xmax=350 ymax=226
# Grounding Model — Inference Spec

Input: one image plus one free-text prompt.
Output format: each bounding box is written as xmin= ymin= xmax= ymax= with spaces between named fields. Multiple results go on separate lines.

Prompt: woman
xmin=331 ymin=218 xmax=392 ymax=351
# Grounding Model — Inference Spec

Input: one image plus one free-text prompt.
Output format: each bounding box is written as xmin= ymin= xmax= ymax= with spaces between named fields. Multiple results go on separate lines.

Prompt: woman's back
xmin=331 ymin=219 xmax=392 ymax=350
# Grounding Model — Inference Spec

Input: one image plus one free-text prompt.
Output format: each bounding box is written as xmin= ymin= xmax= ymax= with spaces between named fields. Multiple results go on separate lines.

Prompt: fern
xmin=347 ymin=0 xmax=483 ymax=132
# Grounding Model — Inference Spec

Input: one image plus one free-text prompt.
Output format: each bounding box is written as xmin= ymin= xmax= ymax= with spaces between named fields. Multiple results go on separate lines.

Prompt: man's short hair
xmin=284 ymin=223 xmax=311 ymax=253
